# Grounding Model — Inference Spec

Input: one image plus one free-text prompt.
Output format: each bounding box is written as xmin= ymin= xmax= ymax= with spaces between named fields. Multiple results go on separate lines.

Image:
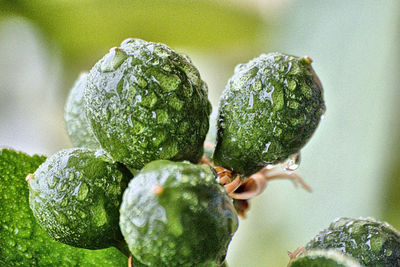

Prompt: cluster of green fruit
xmin=288 ymin=217 xmax=400 ymax=267
xmin=1 ymin=38 xmax=326 ymax=266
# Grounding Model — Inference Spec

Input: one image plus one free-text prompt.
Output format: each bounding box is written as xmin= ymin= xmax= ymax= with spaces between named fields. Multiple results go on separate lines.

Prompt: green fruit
xmin=0 ymin=148 xmax=127 ymax=266
xmin=288 ymin=249 xmax=362 ymax=267
xmin=64 ymin=72 xmax=100 ymax=149
xmin=85 ymin=38 xmax=211 ymax=170
xmin=306 ymin=217 xmax=400 ymax=266
xmin=213 ymin=52 xmax=325 ymax=176
xmin=28 ymin=148 xmax=132 ymax=249
xmin=120 ymin=160 xmax=238 ymax=266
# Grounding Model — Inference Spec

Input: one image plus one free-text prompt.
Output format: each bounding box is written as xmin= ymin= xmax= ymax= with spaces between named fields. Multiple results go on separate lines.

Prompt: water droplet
xmin=159 ymin=142 xmax=179 ymax=158
xmin=179 ymin=62 xmax=200 ymax=86
xmin=54 ymin=210 xmax=68 ymax=225
xmin=8 ymin=239 xmax=15 ymax=247
xmin=120 ymin=38 xmax=135 ymax=47
xmin=248 ymin=93 xmax=254 ymax=109
xmin=60 ymin=196 xmax=68 ymax=207
xmin=100 ymin=48 xmax=128 ymax=72
xmin=168 ymin=96 xmax=184 ymax=111
xmin=132 ymin=121 xmax=145 ymax=134
xmin=287 ymin=80 xmax=297 ymax=90
xmin=141 ymin=91 xmax=158 ymax=108
xmin=301 ymin=84 xmax=312 ymax=98
xmin=156 ymin=109 xmax=169 ymax=124
xmin=58 ymin=182 xmax=68 ymax=192
xmin=152 ymin=70 xmax=181 ymax=92
xmin=48 ymin=176 xmax=59 ymax=189
xmin=251 ymin=79 xmax=262 ymax=91
xmin=288 ymin=100 xmax=300 ymax=109
xmin=77 ymin=209 xmax=87 ymax=219
xmin=153 ymin=132 xmax=166 ymax=146
xmin=285 ymin=153 xmax=301 ymax=171
xmin=76 ymin=183 xmax=89 ymax=201
xmin=91 ymin=201 xmax=107 ymax=227
xmin=271 ymin=90 xmax=284 ymax=111
xmin=17 ymin=244 xmax=27 ymax=252
xmin=262 ymin=142 xmax=271 ymax=154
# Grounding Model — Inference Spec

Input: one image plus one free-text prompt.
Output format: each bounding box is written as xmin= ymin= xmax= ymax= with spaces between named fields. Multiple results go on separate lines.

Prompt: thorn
xmin=303 ymin=56 xmax=313 ymax=64
xmin=109 ymin=46 xmax=119 ymax=52
xmin=25 ymin=173 xmax=34 ymax=183
xmin=152 ymin=184 xmax=164 ymax=196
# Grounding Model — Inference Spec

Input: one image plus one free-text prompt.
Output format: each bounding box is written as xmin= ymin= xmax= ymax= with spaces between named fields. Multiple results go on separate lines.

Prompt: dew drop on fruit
xmin=100 ymin=48 xmax=128 ymax=72
xmin=76 ymin=182 xmax=89 ymax=201
xmin=284 ymin=152 xmax=301 ymax=171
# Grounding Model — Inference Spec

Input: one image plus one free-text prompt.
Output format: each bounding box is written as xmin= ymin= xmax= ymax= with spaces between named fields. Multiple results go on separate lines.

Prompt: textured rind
xmin=306 ymin=217 xmax=400 ymax=266
xmin=288 ymin=249 xmax=362 ymax=267
xmin=214 ymin=52 xmax=325 ymax=176
xmin=64 ymin=73 xmax=100 ymax=149
xmin=0 ymin=148 xmax=127 ymax=266
xmin=120 ymin=160 xmax=238 ymax=267
xmin=28 ymin=148 xmax=132 ymax=249
xmin=85 ymin=38 xmax=212 ymax=170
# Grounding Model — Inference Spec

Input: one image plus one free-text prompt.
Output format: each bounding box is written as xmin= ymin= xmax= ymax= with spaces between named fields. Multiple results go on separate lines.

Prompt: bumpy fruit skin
xmin=214 ymin=52 xmax=325 ymax=176
xmin=85 ymin=38 xmax=211 ymax=170
xmin=64 ymin=72 xmax=100 ymax=149
xmin=120 ymin=160 xmax=238 ymax=267
xmin=306 ymin=217 xmax=400 ymax=266
xmin=288 ymin=249 xmax=361 ymax=267
xmin=28 ymin=148 xmax=132 ymax=249
xmin=0 ymin=149 xmax=127 ymax=266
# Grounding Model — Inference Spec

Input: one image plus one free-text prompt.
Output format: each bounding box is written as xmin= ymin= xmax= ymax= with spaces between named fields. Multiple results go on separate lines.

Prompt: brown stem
xmin=288 ymin=246 xmax=306 ymax=260
xmin=128 ymin=255 xmax=133 ymax=267
xmin=224 ymin=174 xmax=242 ymax=194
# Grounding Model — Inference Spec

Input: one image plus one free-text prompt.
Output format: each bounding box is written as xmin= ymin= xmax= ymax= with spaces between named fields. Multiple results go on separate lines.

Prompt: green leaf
xmin=0 ymin=148 xmax=127 ymax=266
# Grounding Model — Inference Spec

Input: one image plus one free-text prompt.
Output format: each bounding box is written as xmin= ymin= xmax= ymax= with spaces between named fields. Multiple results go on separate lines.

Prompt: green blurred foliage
xmin=1 ymin=0 xmax=264 ymax=65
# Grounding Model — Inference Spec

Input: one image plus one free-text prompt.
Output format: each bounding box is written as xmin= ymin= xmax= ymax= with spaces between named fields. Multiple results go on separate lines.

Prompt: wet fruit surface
xmin=0 ymin=149 xmax=127 ymax=266
xmin=64 ymin=72 xmax=100 ymax=149
xmin=306 ymin=217 xmax=400 ymax=266
xmin=120 ymin=160 xmax=238 ymax=266
xmin=85 ymin=38 xmax=211 ymax=170
xmin=28 ymin=148 xmax=132 ymax=249
xmin=288 ymin=249 xmax=361 ymax=267
xmin=214 ymin=52 xmax=325 ymax=176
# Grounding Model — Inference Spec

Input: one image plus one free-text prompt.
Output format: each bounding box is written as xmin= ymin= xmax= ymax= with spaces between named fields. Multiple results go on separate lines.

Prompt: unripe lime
xmin=85 ymin=38 xmax=211 ymax=170
xmin=64 ymin=73 xmax=100 ymax=149
xmin=214 ymin=53 xmax=325 ymax=176
xmin=0 ymin=149 xmax=127 ymax=266
xmin=306 ymin=217 xmax=400 ymax=266
xmin=28 ymin=148 xmax=132 ymax=249
xmin=120 ymin=160 xmax=238 ymax=266
xmin=288 ymin=249 xmax=361 ymax=267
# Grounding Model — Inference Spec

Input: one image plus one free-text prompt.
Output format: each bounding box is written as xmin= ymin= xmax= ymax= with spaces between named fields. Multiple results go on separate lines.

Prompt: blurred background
xmin=1 ymin=0 xmax=400 ymax=266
